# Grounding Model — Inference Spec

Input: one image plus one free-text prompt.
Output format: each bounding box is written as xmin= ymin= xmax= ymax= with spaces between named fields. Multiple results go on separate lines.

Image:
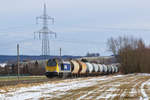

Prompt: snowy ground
xmin=0 ymin=74 xmax=150 ymax=100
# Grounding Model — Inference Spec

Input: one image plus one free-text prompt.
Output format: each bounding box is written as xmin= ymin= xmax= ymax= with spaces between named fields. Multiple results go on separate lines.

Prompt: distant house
xmin=86 ymin=52 xmax=100 ymax=57
xmin=0 ymin=63 xmax=7 ymax=68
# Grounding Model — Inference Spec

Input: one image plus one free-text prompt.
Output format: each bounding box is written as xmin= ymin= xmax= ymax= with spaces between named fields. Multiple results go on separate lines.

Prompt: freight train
xmin=45 ymin=58 xmax=119 ymax=78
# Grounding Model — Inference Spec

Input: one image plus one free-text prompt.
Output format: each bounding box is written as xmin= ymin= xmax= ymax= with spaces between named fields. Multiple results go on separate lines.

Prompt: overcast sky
xmin=1 ymin=0 xmax=150 ymax=56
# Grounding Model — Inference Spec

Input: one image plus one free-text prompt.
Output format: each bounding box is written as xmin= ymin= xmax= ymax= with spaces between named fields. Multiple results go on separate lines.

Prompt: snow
xmin=0 ymin=76 xmax=110 ymax=100
xmin=130 ymin=88 xmax=136 ymax=94
xmin=140 ymin=79 xmax=150 ymax=100
xmin=120 ymin=91 xmax=126 ymax=97
xmin=113 ymin=75 xmax=124 ymax=78
xmin=0 ymin=63 xmax=7 ymax=68
xmin=0 ymin=74 xmax=150 ymax=100
xmin=0 ymin=89 xmax=5 ymax=93
xmin=105 ymin=94 xmax=117 ymax=99
xmin=107 ymin=87 xmax=117 ymax=92
xmin=137 ymin=73 xmax=150 ymax=76
xmin=77 ymin=90 xmax=96 ymax=100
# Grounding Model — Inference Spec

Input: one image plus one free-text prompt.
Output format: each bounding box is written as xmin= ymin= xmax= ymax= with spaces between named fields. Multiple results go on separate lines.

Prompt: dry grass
xmin=0 ymin=82 xmax=44 ymax=93
xmin=50 ymin=75 xmax=136 ymax=100
xmin=113 ymin=76 xmax=150 ymax=100
xmin=1 ymin=74 xmax=150 ymax=100
xmin=144 ymin=84 xmax=150 ymax=97
xmin=0 ymin=76 xmax=46 ymax=81
xmin=0 ymin=77 xmax=94 ymax=95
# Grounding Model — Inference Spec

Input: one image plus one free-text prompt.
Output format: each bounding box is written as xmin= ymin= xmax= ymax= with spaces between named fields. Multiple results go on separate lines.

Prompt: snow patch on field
xmin=0 ymin=63 xmax=7 ymax=68
xmin=77 ymin=89 xmax=97 ymax=100
xmin=0 ymin=81 xmax=95 ymax=99
xmin=105 ymin=93 xmax=117 ymax=99
xmin=0 ymin=74 xmax=150 ymax=100
xmin=113 ymin=75 xmax=124 ymax=78
xmin=140 ymin=79 xmax=150 ymax=100
xmin=0 ymin=89 xmax=5 ymax=93
xmin=0 ymin=76 xmax=114 ymax=100
xmin=137 ymin=73 xmax=150 ymax=76
xmin=130 ymin=88 xmax=136 ymax=94
xmin=107 ymin=87 xmax=117 ymax=92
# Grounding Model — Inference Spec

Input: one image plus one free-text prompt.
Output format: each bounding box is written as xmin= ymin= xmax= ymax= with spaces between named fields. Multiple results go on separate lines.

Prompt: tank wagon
xmin=45 ymin=58 xmax=119 ymax=78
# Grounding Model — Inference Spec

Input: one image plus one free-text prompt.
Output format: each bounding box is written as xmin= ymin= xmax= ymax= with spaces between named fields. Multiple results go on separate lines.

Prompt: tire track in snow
xmin=113 ymin=76 xmax=148 ymax=100
xmin=101 ymin=76 xmax=138 ymax=100
xmin=129 ymin=78 xmax=143 ymax=98
xmin=77 ymin=74 xmax=135 ymax=100
xmin=64 ymin=76 xmax=121 ymax=100
xmin=140 ymin=79 xmax=150 ymax=100
xmin=96 ymin=75 xmax=146 ymax=100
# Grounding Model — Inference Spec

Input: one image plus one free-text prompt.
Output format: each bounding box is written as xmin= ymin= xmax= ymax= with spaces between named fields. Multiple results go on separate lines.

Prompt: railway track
xmin=0 ymin=77 xmax=62 ymax=87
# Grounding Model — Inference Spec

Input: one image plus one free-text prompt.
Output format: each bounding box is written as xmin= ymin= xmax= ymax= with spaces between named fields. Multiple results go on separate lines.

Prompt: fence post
xmin=17 ymin=44 xmax=20 ymax=81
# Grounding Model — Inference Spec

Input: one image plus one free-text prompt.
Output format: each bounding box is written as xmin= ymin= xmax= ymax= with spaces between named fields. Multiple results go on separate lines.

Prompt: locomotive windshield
xmin=47 ymin=59 xmax=57 ymax=66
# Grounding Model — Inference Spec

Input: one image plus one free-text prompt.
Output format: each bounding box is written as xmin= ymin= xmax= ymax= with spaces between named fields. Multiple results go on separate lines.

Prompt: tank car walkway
xmin=0 ymin=74 xmax=150 ymax=100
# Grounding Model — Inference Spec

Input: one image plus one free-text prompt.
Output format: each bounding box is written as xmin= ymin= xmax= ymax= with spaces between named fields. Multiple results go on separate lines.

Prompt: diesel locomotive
xmin=45 ymin=58 xmax=119 ymax=78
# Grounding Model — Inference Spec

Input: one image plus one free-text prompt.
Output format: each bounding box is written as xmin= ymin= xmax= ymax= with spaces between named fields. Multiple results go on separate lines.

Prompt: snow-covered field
xmin=0 ymin=74 xmax=150 ymax=100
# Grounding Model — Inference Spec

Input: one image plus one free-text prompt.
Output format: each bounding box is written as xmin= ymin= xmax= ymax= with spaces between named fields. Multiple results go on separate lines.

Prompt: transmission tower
xmin=34 ymin=4 xmax=56 ymax=58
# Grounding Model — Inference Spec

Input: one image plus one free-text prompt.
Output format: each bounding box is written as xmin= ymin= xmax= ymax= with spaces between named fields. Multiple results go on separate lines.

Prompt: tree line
xmin=0 ymin=61 xmax=46 ymax=76
xmin=107 ymin=36 xmax=150 ymax=74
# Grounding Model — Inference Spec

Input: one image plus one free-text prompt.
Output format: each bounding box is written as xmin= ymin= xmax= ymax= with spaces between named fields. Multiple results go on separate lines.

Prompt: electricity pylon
xmin=34 ymin=4 xmax=56 ymax=58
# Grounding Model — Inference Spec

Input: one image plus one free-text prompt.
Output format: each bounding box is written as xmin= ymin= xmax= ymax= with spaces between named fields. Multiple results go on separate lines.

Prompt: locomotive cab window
xmin=47 ymin=59 xmax=57 ymax=66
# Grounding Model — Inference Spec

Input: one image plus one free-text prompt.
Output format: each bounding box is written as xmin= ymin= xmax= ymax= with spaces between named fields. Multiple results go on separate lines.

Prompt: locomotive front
xmin=45 ymin=59 xmax=72 ymax=78
xmin=45 ymin=59 xmax=60 ymax=77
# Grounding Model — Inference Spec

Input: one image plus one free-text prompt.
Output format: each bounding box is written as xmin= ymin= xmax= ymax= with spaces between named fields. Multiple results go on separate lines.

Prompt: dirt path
xmin=0 ymin=74 xmax=150 ymax=100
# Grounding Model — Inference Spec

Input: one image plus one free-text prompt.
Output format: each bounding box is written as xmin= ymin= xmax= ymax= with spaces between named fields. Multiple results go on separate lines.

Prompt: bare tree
xmin=107 ymin=37 xmax=117 ymax=56
xmin=107 ymin=36 xmax=150 ymax=74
